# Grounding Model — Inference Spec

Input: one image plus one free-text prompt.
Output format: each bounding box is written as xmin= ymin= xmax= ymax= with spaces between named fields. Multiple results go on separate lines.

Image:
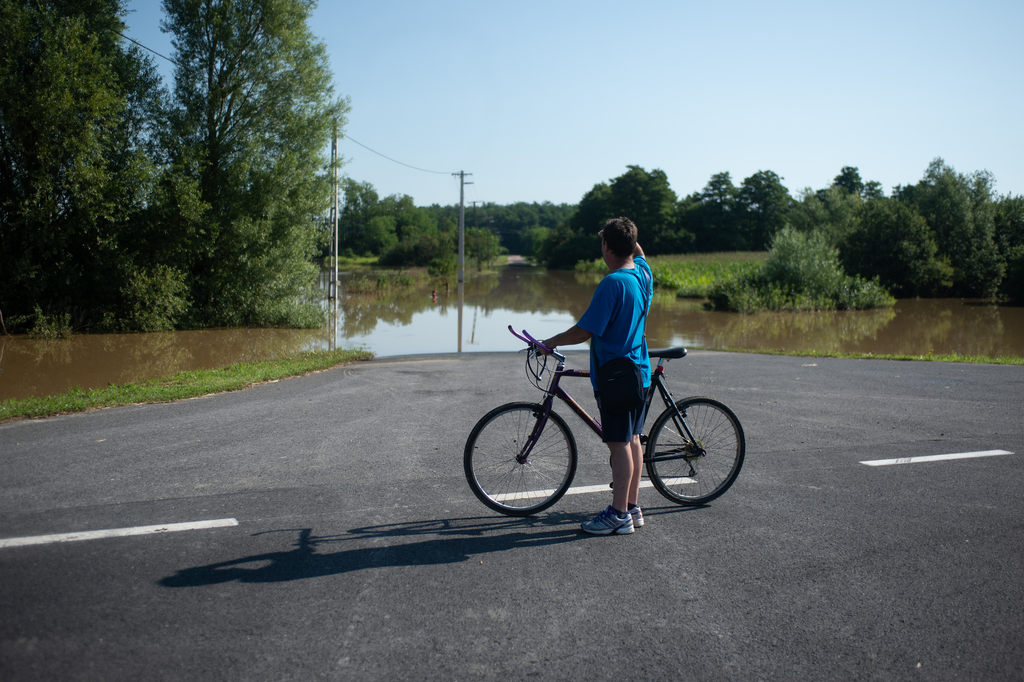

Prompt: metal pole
xmin=457 ymin=171 xmax=465 ymax=284
xmin=331 ymin=122 xmax=339 ymax=350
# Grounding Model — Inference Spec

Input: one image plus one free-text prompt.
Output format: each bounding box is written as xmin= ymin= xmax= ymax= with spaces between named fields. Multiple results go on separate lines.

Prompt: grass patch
xmin=701 ymin=347 xmax=1024 ymax=365
xmin=345 ymin=269 xmax=420 ymax=294
xmin=649 ymin=253 xmax=767 ymax=298
xmin=324 ymin=255 xmax=379 ymax=268
xmin=0 ymin=347 xmax=373 ymax=422
xmin=576 ymin=252 xmax=768 ymax=298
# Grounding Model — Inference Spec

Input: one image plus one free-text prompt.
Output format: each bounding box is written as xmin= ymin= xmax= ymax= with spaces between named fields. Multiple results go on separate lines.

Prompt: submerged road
xmin=1 ymin=351 xmax=1023 ymax=681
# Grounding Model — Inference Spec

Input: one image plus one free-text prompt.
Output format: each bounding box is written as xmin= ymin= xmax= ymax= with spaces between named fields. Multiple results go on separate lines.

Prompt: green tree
xmin=833 ymin=166 xmax=865 ymax=197
xmin=339 ymin=179 xmax=382 ymax=255
xmin=545 ymin=182 xmax=610 ymax=268
xmin=684 ymin=172 xmax=741 ymax=252
xmin=842 ymin=198 xmax=953 ymax=297
xmin=162 ymin=0 xmax=348 ymax=327
xmin=895 ymin=158 xmax=1003 ymax=298
xmin=0 ymin=0 xmax=165 ymax=327
xmin=467 ymin=227 xmax=503 ymax=271
xmin=994 ymin=195 xmax=1024 ymax=302
xmin=831 ymin=166 xmax=885 ymax=200
xmin=547 ymin=165 xmax=685 ymax=267
xmin=789 ymin=185 xmax=863 ymax=248
xmin=606 ymin=165 xmax=680 ymax=251
xmin=736 ymin=170 xmax=791 ymax=249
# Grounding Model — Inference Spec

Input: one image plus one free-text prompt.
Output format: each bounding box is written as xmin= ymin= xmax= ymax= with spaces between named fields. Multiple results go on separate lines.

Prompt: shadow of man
xmin=159 ymin=514 xmax=581 ymax=588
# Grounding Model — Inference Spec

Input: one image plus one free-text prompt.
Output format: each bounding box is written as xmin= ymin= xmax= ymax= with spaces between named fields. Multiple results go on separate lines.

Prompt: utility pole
xmin=454 ymin=171 xmax=473 ymax=283
xmin=330 ymin=122 xmax=339 ymax=350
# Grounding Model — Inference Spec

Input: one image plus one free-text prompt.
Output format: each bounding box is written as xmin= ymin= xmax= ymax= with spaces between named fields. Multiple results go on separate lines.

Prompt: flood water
xmin=2 ymin=264 xmax=1023 ymax=401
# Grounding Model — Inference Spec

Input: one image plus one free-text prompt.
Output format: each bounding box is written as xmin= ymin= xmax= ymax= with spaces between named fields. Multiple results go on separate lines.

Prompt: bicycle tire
xmin=464 ymin=402 xmax=578 ymax=516
xmin=645 ymin=397 xmax=745 ymax=505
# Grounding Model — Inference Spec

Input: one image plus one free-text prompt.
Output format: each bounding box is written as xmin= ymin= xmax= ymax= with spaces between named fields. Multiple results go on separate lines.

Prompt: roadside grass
xmin=0 ymin=347 xmax=373 ymax=423
xmin=704 ymin=347 xmax=1024 ymax=365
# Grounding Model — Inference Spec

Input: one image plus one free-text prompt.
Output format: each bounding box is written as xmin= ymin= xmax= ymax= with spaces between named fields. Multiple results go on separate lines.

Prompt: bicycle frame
xmin=509 ymin=327 xmax=705 ymax=465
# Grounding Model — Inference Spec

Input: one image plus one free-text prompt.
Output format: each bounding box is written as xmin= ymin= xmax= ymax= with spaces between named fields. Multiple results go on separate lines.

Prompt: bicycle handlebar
xmin=508 ymin=326 xmax=566 ymax=363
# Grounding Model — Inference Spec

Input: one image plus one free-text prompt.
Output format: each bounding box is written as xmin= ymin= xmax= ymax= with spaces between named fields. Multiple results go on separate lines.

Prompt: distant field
xmin=648 ymin=252 xmax=767 ymax=298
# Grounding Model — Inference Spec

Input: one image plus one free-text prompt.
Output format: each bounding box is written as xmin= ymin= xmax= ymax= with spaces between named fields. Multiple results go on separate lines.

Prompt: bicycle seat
xmin=648 ymin=347 xmax=687 ymax=359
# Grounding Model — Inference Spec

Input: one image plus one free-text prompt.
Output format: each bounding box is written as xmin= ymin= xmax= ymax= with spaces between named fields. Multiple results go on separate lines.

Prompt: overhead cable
xmin=344 ymin=136 xmax=452 ymax=175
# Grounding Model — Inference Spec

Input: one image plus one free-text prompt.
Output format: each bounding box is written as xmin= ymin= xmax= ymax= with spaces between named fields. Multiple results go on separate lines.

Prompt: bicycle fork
xmin=516 ymin=398 xmax=554 ymax=465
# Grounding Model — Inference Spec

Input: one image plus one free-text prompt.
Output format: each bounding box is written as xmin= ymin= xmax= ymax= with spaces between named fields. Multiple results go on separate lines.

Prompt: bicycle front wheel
xmin=464 ymin=402 xmax=578 ymax=516
xmin=646 ymin=397 xmax=745 ymax=505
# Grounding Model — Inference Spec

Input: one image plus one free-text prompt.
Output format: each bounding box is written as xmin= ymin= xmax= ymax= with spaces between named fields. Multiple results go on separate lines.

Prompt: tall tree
xmin=896 ymin=158 xmax=1003 ymax=298
xmin=162 ymin=0 xmax=348 ymax=326
xmin=685 ymin=172 xmax=741 ymax=252
xmin=789 ymin=185 xmax=863 ymax=248
xmin=832 ymin=166 xmax=865 ymax=197
xmin=606 ymin=165 xmax=679 ymax=250
xmin=0 ymin=0 xmax=164 ymax=326
xmin=737 ymin=170 xmax=790 ymax=250
xmin=842 ymin=198 xmax=953 ymax=297
xmin=994 ymin=195 xmax=1024 ymax=302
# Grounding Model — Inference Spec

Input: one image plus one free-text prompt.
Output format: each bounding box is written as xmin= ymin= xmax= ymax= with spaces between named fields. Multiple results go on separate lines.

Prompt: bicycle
xmin=463 ymin=326 xmax=746 ymax=517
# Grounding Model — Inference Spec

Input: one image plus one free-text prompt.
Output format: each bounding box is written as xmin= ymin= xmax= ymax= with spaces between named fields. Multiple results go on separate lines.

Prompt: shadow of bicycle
xmin=158 ymin=513 xmax=583 ymax=588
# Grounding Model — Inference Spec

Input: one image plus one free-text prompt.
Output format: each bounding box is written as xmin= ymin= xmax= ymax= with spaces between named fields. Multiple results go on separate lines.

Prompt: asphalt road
xmin=2 ymin=350 xmax=1023 ymax=681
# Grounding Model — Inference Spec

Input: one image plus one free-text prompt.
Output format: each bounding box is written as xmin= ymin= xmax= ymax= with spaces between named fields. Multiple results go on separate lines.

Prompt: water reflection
xmin=2 ymin=265 xmax=1022 ymax=401
xmin=0 ymin=328 xmax=328 ymax=402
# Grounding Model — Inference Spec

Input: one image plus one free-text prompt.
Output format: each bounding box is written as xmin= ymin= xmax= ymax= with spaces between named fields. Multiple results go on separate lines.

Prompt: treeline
xmin=335 ymin=179 xmax=574 ymax=274
xmin=1 ymin=0 xmax=344 ymax=333
xmin=539 ymin=162 xmax=1023 ymax=302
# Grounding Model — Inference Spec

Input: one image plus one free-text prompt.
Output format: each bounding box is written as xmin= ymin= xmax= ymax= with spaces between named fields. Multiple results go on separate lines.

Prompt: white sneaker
xmin=629 ymin=506 xmax=644 ymax=528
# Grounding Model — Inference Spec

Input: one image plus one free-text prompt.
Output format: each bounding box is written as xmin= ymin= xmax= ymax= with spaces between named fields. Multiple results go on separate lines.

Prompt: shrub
xmin=119 ymin=265 xmax=189 ymax=332
xmin=706 ymin=227 xmax=895 ymax=313
xmin=30 ymin=305 xmax=72 ymax=339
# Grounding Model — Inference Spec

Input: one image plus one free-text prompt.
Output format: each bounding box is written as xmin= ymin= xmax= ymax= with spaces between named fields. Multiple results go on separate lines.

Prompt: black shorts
xmin=595 ymin=392 xmax=645 ymax=443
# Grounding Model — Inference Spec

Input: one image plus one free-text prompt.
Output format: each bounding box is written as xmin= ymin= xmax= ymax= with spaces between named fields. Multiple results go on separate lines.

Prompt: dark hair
xmin=601 ymin=217 xmax=638 ymax=258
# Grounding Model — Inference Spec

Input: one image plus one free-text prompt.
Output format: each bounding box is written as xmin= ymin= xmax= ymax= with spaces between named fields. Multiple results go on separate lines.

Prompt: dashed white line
xmin=493 ymin=478 xmax=693 ymax=502
xmin=860 ymin=450 xmax=1013 ymax=467
xmin=0 ymin=518 xmax=239 ymax=549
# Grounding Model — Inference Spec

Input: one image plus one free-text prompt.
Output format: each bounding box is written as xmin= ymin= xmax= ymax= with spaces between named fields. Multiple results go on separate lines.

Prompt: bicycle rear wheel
xmin=464 ymin=402 xmax=578 ymax=516
xmin=645 ymin=397 xmax=745 ymax=505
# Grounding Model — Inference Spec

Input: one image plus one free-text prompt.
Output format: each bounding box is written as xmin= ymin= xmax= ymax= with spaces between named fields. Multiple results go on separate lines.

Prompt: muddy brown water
xmin=2 ymin=266 xmax=1022 ymax=401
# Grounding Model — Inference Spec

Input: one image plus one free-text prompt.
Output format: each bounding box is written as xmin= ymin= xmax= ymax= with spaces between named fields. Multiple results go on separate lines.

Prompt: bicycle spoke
xmin=464 ymin=403 xmax=577 ymax=516
xmin=646 ymin=398 xmax=744 ymax=505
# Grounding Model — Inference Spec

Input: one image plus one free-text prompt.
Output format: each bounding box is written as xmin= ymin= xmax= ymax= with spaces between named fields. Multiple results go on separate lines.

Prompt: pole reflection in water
xmin=458 ymin=282 xmax=464 ymax=353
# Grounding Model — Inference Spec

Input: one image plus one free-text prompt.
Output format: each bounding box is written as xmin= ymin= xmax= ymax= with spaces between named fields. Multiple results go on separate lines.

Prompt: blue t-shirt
xmin=577 ymin=255 xmax=653 ymax=392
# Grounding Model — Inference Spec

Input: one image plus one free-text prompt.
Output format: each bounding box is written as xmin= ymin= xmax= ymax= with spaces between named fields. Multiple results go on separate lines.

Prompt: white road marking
xmin=0 ymin=518 xmax=239 ymax=549
xmin=493 ymin=478 xmax=693 ymax=502
xmin=859 ymin=450 xmax=1012 ymax=467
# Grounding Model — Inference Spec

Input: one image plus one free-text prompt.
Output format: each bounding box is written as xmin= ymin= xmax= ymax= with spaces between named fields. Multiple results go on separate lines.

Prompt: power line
xmin=120 ymin=32 xmax=178 ymax=66
xmin=343 ymin=136 xmax=452 ymax=175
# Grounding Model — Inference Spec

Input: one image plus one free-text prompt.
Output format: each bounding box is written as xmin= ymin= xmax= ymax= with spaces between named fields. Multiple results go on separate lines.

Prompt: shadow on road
xmin=158 ymin=513 xmax=585 ymax=588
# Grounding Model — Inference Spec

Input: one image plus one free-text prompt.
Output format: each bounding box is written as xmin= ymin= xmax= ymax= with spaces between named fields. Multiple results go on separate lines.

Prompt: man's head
xmin=599 ymin=217 xmax=638 ymax=258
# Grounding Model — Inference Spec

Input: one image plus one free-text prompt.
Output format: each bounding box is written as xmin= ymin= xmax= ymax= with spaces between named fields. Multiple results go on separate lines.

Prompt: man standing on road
xmin=543 ymin=217 xmax=653 ymax=535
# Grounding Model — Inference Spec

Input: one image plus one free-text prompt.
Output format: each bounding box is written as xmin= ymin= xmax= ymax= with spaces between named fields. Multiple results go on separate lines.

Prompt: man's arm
xmin=542 ymin=325 xmax=592 ymax=351
xmin=633 ymin=242 xmax=644 ymax=259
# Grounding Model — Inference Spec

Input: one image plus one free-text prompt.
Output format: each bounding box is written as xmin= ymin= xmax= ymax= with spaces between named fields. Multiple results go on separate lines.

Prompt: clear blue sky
xmin=125 ymin=0 xmax=1023 ymax=209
